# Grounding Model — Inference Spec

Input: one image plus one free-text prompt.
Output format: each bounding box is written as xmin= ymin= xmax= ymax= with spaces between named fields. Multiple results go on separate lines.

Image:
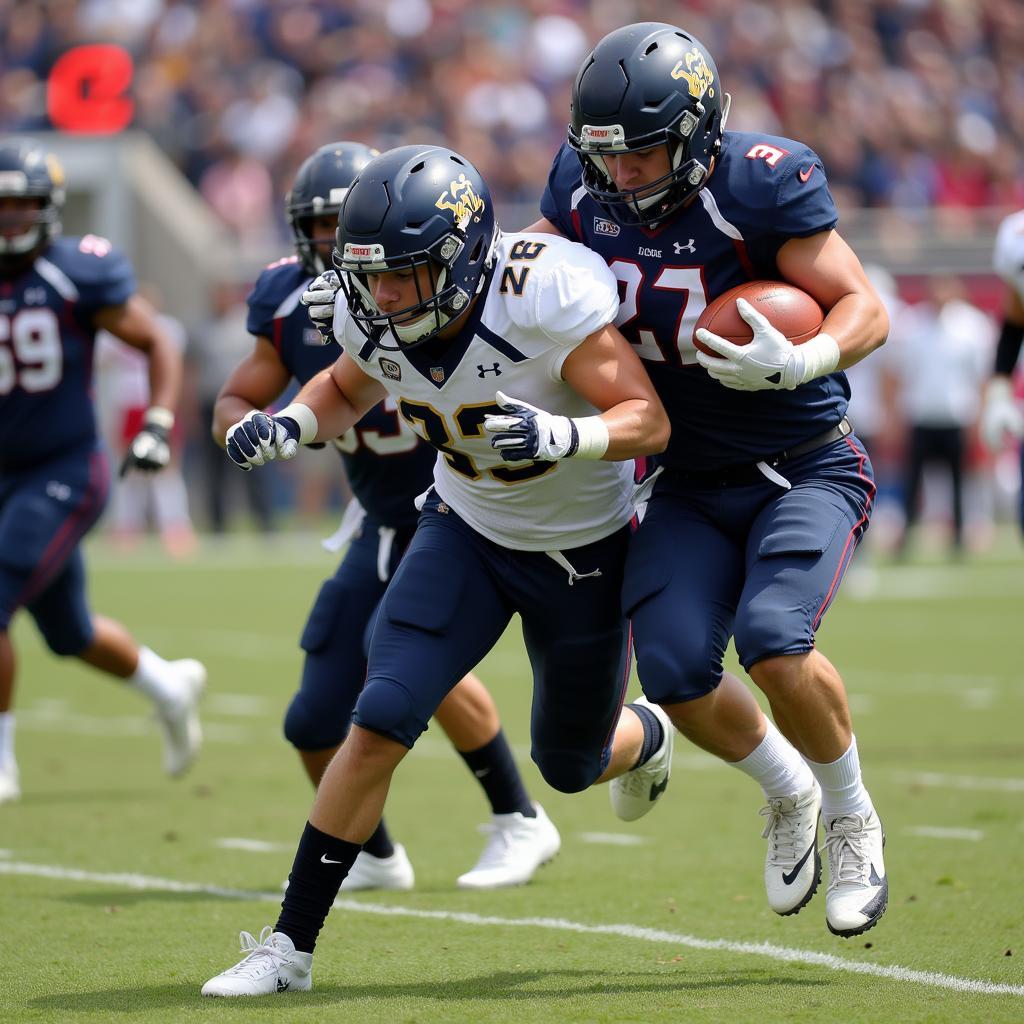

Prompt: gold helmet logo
xmin=45 ymin=153 xmax=65 ymax=188
xmin=671 ymin=48 xmax=714 ymax=100
xmin=435 ymin=174 xmax=485 ymax=231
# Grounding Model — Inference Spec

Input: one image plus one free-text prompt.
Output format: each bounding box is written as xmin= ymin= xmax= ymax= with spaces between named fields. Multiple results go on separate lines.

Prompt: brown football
xmin=693 ymin=280 xmax=824 ymax=357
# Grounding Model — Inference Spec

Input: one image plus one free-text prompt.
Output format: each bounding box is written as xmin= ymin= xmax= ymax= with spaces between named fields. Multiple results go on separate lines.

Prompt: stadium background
xmin=1 ymin=0 xmax=1022 ymax=542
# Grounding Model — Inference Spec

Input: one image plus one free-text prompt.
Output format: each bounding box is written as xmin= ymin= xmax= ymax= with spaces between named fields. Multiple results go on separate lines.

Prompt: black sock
xmin=459 ymin=728 xmax=535 ymax=817
xmin=628 ymin=702 xmax=664 ymax=770
xmin=276 ymin=821 xmax=361 ymax=954
xmin=360 ymin=817 xmax=396 ymax=860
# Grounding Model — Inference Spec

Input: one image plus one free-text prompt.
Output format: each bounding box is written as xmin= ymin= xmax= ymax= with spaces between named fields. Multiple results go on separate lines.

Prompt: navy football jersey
xmin=541 ymin=130 xmax=851 ymax=470
xmin=0 ymin=235 xmax=135 ymax=471
xmin=246 ymin=257 xmax=434 ymax=528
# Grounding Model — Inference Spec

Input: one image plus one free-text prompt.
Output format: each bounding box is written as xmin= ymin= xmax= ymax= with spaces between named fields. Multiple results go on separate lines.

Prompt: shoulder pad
xmin=499 ymin=233 xmax=618 ymax=346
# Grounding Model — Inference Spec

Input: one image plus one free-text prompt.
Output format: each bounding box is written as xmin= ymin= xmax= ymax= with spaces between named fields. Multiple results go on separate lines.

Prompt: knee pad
xmin=532 ymin=748 xmax=600 ymax=795
xmin=352 ymin=676 xmax=427 ymax=749
xmin=633 ymin=631 xmax=722 ymax=704
xmin=733 ymin=596 xmax=810 ymax=671
xmin=283 ymin=688 xmax=350 ymax=752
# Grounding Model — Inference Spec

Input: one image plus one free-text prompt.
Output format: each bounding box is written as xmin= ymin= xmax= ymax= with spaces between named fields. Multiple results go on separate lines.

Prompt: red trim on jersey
xmin=570 ymin=208 xmax=582 ymax=242
xmin=272 ymin=316 xmax=284 ymax=354
xmin=811 ymin=437 xmax=876 ymax=630
xmin=732 ymin=239 xmax=756 ymax=279
xmin=602 ymin=621 xmax=635 ymax=759
xmin=16 ymin=447 xmax=108 ymax=609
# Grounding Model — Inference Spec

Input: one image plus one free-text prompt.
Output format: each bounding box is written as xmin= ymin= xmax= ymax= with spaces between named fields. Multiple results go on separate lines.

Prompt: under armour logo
xmin=673 ymin=239 xmax=696 ymax=255
xmin=477 ymin=363 xmax=502 ymax=377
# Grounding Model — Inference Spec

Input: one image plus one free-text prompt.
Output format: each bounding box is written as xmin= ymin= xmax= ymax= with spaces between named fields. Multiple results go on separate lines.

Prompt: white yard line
xmin=904 ymin=826 xmax=984 ymax=841
xmin=214 ymin=838 xmax=295 ymax=853
xmin=1 ymin=859 xmax=1022 ymax=998
xmin=578 ymin=832 xmax=650 ymax=846
xmin=897 ymin=772 xmax=1024 ymax=794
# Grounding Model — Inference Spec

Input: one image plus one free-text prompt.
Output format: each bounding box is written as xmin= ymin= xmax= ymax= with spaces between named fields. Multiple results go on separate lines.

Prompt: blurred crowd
xmin=2 ymin=0 xmax=1024 ymax=249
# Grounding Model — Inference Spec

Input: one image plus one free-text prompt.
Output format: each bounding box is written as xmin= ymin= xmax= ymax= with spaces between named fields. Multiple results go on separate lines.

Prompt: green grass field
xmin=3 ymin=530 xmax=1023 ymax=1023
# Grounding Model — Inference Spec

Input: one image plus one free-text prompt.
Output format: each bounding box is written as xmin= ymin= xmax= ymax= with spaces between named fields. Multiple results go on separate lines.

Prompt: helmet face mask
xmin=0 ymin=139 xmax=65 ymax=271
xmin=568 ymin=23 xmax=729 ymax=227
xmin=334 ymin=146 xmax=498 ymax=352
xmin=286 ymin=141 xmax=378 ymax=275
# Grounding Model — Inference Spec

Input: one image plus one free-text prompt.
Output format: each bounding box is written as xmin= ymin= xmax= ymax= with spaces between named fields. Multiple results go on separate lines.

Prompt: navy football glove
xmin=225 ymin=411 xmax=301 ymax=471
xmin=120 ymin=407 xmax=173 ymax=477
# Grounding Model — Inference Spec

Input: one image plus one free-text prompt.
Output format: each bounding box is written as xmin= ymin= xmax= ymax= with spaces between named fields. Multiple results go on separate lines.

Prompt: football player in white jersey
xmin=980 ymin=211 xmax=1024 ymax=514
xmin=202 ymin=145 xmax=672 ymax=997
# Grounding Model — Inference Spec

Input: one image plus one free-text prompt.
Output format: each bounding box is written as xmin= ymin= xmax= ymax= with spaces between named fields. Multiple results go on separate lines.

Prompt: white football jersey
xmin=332 ymin=232 xmax=633 ymax=551
xmin=993 ymin=210 xmax=1024 ymax=300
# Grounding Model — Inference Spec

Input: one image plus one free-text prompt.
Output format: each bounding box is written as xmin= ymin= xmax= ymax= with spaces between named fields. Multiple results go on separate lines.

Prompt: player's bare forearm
xmin=292 ymin=356 xmax=387 ymax=442
xmin=94 ymin=295 xmax=183 ymax=411
xmin=777 ymin=230 xmax=889 ymax=368
xmin=213 ymin=338 xmax=292 ymax=447
xmin=600 ymin=397 xmax=670 ymax=460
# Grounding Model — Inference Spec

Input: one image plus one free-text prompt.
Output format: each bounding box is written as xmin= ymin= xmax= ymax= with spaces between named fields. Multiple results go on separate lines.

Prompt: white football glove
xmin=225 ymin=410 xmax=301 ymax=471
xmin=980 ymin=377 xmax=1024 ymax=452
xmin=695 ymin=297 xmax=839 ymax=391
xmin=301 ymin=270 xmax=341 ymax=345
xmin=483 ymin=391 xmax=608 ymax=461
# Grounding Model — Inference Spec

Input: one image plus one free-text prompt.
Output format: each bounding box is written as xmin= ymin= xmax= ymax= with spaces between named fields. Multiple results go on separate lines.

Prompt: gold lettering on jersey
xmin=435 ymin=174 xmax=485 ymax=231
xmin=671 ymin=49 xmax=714 ymax=99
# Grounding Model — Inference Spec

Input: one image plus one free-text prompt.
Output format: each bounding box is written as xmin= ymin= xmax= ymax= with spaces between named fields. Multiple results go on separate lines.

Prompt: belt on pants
xmin=666 ymin=417 xmax=854 ymax=490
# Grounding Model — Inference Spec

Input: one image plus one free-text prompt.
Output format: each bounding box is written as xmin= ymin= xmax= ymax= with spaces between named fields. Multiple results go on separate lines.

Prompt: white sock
xmin=0 ymin=711 xmax=14 ymax=766
xmin=805 ymin=735 xmax=874 ymax=822
xmin=731 ymin=717 xmax=815 ymax=799
xmin=129 ymin=647 xmax=181 ymax=707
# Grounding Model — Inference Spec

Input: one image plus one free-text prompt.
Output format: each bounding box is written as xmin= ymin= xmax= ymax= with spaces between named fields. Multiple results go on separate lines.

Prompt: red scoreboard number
xmin=47 ymin=45 xmax=134 ymax=134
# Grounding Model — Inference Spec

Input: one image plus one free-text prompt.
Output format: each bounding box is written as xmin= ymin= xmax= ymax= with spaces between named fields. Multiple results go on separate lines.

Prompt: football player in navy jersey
xmin=213 ymin=142 xmax=560 ymax=893
xmin=532 ymin=24 xmax=890 ymax=937
xmin=0 ymin=138 xmax=205 ymax=803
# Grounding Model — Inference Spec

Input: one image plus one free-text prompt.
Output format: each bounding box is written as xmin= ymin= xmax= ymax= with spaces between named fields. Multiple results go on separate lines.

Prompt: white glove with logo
xmin=484 ymin=390 xmax=608 ymax=461
xmin=120 ymin=407 xmax=173 ymax=477
xmin=980 ymin=377 xmax=1024 ymax=452
xmin=695 ymin=297 xmax=839 ymax=391
xmin=301 ymin=270 xmax=341 ymax=345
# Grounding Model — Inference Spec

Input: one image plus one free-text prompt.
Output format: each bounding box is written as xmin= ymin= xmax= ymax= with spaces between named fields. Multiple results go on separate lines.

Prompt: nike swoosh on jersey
xmin=798 ymin=166 xmax=815 ymax=183
xmin=781 ymin=843 xmax=816 ymax=885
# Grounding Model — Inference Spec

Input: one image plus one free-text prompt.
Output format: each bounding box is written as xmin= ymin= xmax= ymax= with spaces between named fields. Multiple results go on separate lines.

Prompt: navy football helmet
xmin=334 ymin=145 xmax=498 ymax=351
xmin=286 ymin=141 xmax=378 ymax=275
xmin=0 ymin=138 xmax=65 ymax=269
xmin=568 ymin=23 xmax=730 ymax=226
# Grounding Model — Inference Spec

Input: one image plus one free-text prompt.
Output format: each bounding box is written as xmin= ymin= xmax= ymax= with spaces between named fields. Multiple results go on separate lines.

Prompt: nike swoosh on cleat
xmin=276 ymin=978 xmax=290 ymax=993
xmin=798 ymin=165 xmax=815 ymax=182
xmin=781 ymin=843 xmax=816 ymax=885
xmin=649 ymin=777 xmax=669 ymax=802
xmin=320 ymin=853 xmax=343 ymax=864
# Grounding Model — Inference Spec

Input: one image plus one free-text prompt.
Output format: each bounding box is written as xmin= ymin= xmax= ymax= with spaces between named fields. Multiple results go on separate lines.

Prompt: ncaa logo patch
xmin=379 ymin=358 xmax=402 ymax=381
xmin=594 ymin=218 xmax=620 ymax=237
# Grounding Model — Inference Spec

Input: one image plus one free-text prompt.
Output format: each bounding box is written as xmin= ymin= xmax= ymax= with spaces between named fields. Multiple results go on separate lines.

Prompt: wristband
xmin=144 ymin=406 xmax=175 ymax=431
xmin=569 ymin=415 xmax=610 ymax=459
xmin=798 ymin=333 xmax=840 ymax=385
xmin=276 ymin=402 xmax=319 ymax=445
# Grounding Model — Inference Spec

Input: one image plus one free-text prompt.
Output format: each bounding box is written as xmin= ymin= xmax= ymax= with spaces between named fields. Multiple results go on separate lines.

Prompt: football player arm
xmin=561 ymin=324 xmax=670 ymax=460
xmin=212 ymin=336 xmax=292 ymax=447
xmin=520 ymin=217 xmax=564 ymax=237
xmin=980 ymin=284 xmax=1024 ymax=451
xmin=94 ymin=294 xmax=182 ymax=412
xmin=776 ymin=229 xmax=889 ymax=371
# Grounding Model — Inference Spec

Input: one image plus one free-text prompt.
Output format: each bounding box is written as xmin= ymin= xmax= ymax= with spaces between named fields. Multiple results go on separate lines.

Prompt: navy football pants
xmin=625 ymin=435 xmax=875 ymax=703
xmin=353 ymin=499 xmax=632 ymax=794
xmin=0 ymin=445 xmax=109 ymax=654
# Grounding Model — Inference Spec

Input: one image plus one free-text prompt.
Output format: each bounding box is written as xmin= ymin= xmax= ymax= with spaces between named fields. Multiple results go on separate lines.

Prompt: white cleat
xmin=825 ymin=809 xmax=888 ymax=937
xmin=155 ymin=659 xmax=206 ymax=778
xmin=610 ymin=697 xmax=674 ymax=822
xmin=339 ymin=843 xmax=415 ymax=892
xmin=457 ymin=802 xmax=561 ymax=890
xmin=201 ymin=927 xmax=312 ymax=997
xmin=761 ymin=781 xmax=822 ymax=916
xmin=0 ymin=760 xmax=20 ymax=804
